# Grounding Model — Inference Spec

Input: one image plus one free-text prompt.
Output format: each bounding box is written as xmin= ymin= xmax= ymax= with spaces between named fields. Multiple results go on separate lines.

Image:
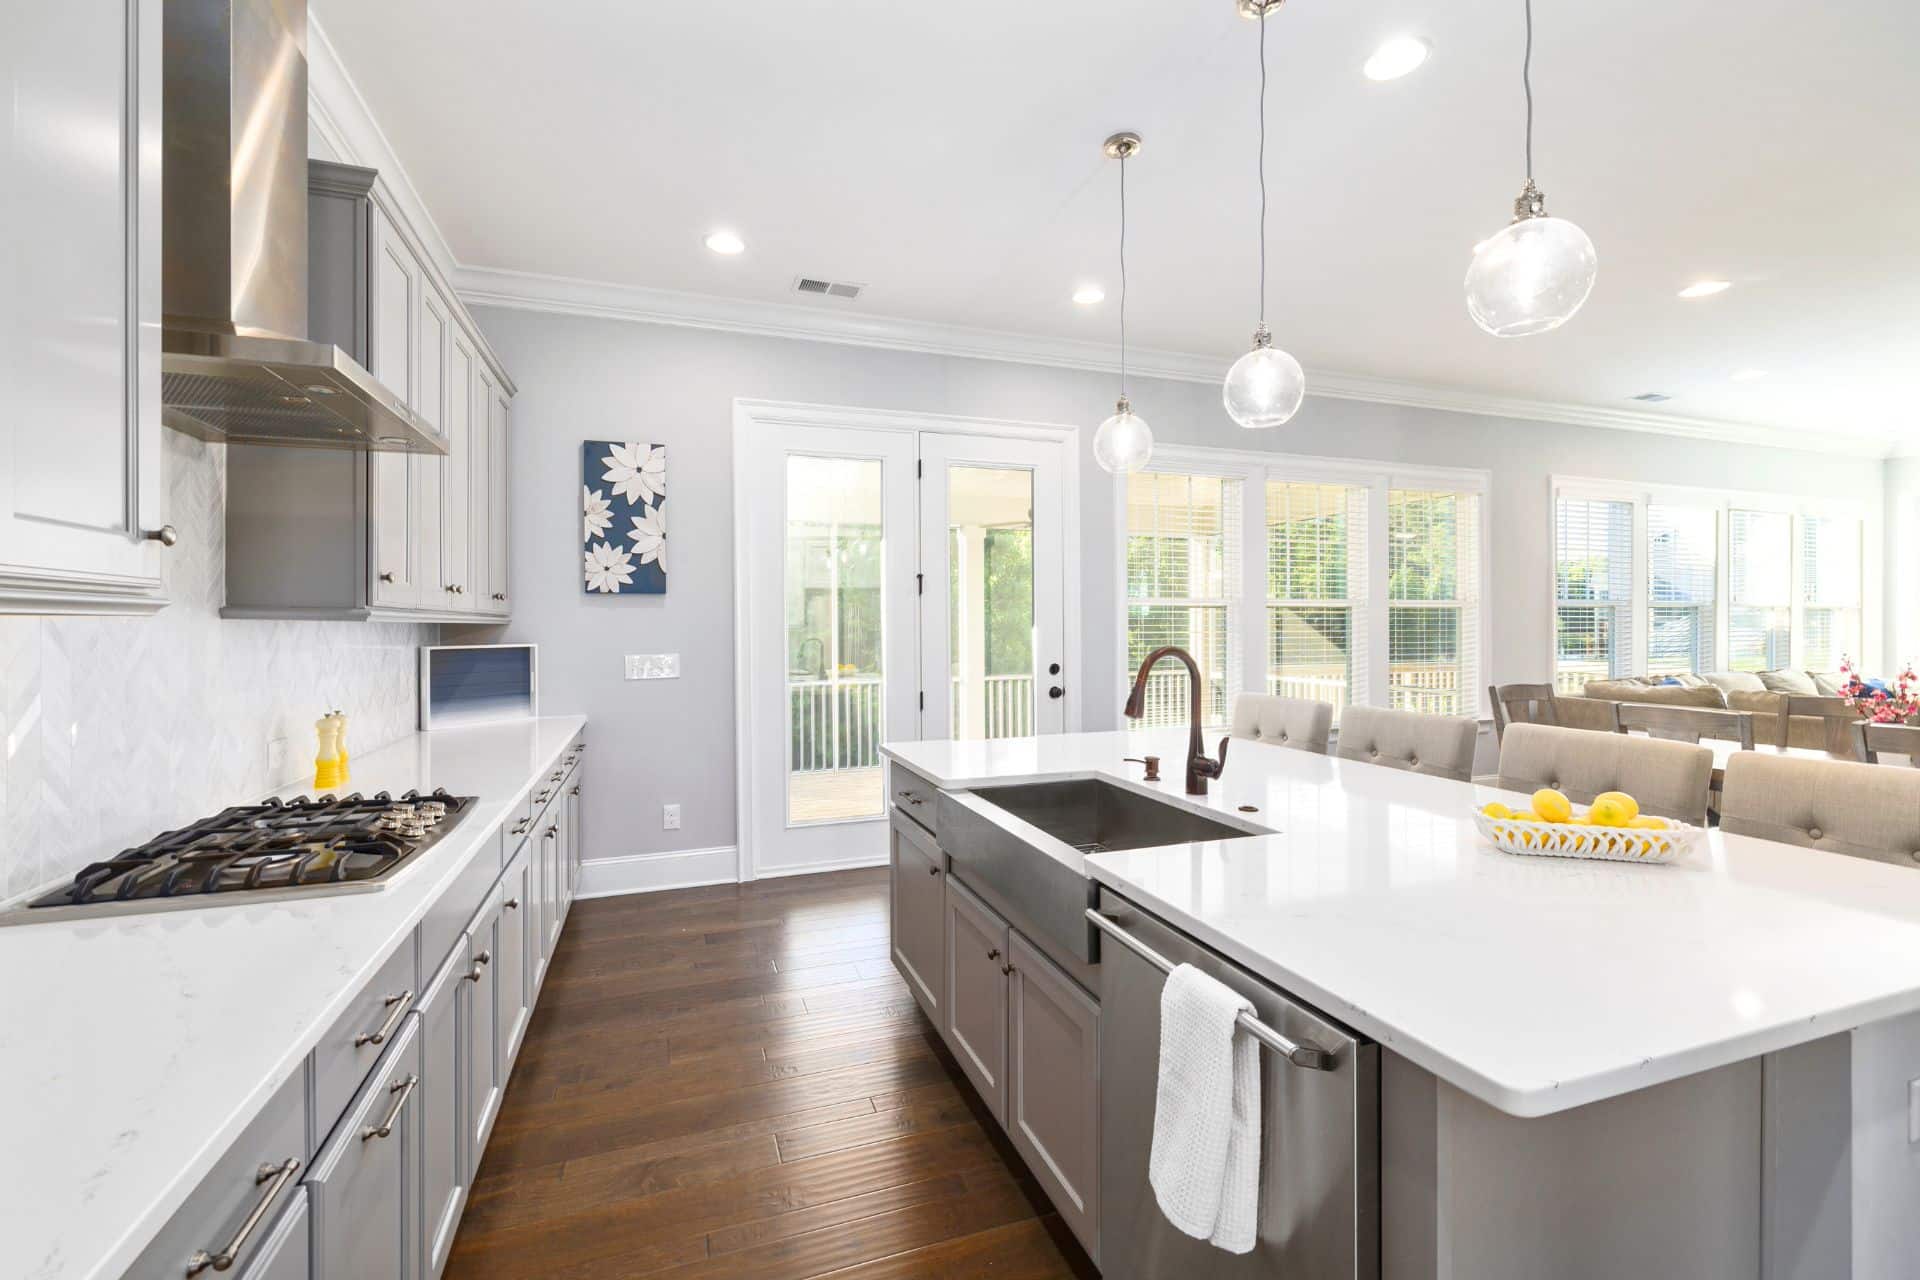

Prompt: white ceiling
xmin=312 ymin=0 xmax=1920 ymax=451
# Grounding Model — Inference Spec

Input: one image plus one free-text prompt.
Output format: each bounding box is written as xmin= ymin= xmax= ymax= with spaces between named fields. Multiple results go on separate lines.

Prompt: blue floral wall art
xmin=582 ymin=441 xmax=666 ymax=594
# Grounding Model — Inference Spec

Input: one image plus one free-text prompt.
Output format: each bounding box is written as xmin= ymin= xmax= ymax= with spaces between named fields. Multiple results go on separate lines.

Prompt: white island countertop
xmin=883 ymin=729 xmax=1920 ymax=1118
xmin=0 ymin=715 xmax=585 ymax=1280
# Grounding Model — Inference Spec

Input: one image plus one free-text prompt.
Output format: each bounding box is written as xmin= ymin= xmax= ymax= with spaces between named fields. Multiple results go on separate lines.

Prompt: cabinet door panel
xmin=467 ymin=369 xmax=495 ymax=615
xmin=439 ymin=337 xmax=475 ymax=610
xmin=309 ymin=1017 xmax=421 ymax=1280
xmin=889 ymin=816 xmax=945 ymax=1021
xmin=945 ymin=878 xmax=1010 ymax=1123
xmin=368 ymin=214 xmax=420 ymax=611
xmin=467 ymin=893 xmax=504 ymax=1169
xmin=496 ymin=845 xmax=532 ymax=1070
xmin=417 ymin=942 xmax=468 ymax=1280
xmin=1009 ymin=931 xmax=1100 ymax=1261
xmin=487 ymin=392 xmax=510 ymax=610
xmin=237 ymin=1187 xmax=309 ymax=1280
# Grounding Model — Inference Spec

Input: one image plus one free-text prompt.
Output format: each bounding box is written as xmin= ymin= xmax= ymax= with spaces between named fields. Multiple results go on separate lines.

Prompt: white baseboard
xmin=750 ymin=852 xmax=890 ymax=881
xmin=576 ymin=845 xmax=740 ymax=898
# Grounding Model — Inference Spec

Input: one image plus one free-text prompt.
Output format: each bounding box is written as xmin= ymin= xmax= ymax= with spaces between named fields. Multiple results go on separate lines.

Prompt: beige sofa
xmin=1572 ymin=671 xmax=1856 ymax=751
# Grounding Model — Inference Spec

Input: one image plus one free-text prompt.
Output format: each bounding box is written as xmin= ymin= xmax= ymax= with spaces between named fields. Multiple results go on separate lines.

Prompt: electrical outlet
xmin=663 ymin=803 xmax=682 ymax=831
xmin=625 ymin=653 xmax=681 ymax=680
xmin=266 ymin=735 xmax=287 ymax=780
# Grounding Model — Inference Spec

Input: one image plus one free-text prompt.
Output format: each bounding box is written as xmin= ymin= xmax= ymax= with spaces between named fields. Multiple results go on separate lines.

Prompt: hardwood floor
xmin=446 ymin=867 xmax=1098 ymax=1280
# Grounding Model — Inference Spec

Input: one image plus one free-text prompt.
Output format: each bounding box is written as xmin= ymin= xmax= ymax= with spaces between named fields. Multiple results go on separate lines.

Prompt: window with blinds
xmin=1553 ymin=498 xmax=1634 ymax=694
xmin=1266 ymin=482 xmax=1366 ymax=723
xmin=1728 ymin=509 xmax=1793 ymax=671
xmin=1126 ymin=471 xmax=1242 ymax=728
xmin=1800 ymin=515 xmax=1862 ymax=672
xmin=1646 ymin=505 xmax=1717 ymax=677
xmin=1387 ymin=489 xmax=1479 ymax=716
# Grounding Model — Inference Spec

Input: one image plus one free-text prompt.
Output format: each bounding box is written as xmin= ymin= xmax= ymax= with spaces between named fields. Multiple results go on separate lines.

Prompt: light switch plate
xmin=663 ymin=803 xmax=681 ymax=831
xmin=625 ymin=653 xmax=681 ymax=680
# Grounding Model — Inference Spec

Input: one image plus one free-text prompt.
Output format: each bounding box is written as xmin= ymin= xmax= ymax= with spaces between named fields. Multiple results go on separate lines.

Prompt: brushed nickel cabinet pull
xmin=534 ymin=789 xmax=552 ymax=804
xmin=353 ymin=989 xmax=413 ymax=1048
xmin=569 ymin=785 xmax=580 ymax=796
xmin=511 ymin=818 xmax=531 ymax=836
xmin=492 ymin=592 xmax=506 ymax=601
xmin=378 ymin=571 xmax=395 ymax=583
xmin=543 ymin=824 xmax=558 ymax=839
xmin=1001 ymin=963 xmax=1016 ymax=976
xmin=464 ymin=950 xmax=492 ymax=982
xmin=987 ymin=948 xmax=1000 ymax=960
xmin=185 ymin=1157 xmax=301 ymax=1275
xmin=927 ymin=864 xmax=940 ymax=876
xmin=504 ymin=897 xmax=520 ymax=910
xmin=143 ymin=525 xmax=178 ymax=547
xmin=361 ymin=1074 xmax=418 ymax=1141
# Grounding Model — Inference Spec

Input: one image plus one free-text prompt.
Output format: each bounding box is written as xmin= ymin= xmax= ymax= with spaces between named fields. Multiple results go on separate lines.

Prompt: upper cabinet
xmin=224 ymin=161 xmax=513 ymax=622
xmin=0 ymin=0 xmax=170 ymax=615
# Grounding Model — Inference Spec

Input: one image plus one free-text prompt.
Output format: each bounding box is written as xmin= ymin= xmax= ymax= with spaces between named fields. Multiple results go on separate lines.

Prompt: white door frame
xmin=732 ymin=398 xmax=1083 ymax=882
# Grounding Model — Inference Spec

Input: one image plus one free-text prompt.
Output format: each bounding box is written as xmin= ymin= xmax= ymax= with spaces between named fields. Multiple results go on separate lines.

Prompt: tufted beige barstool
xmin=1230 ymin=693 xmax=1333 ymax=754
xmin=1334 ymin=705 xmax=1479 ymax=782
xmin=1720 ymin=752 xmax=1920 ymax=868
xmin=1495 ymin=722 xmax=1713 ymax=825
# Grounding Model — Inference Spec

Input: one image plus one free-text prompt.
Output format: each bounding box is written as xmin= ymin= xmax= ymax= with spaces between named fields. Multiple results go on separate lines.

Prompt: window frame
xmin=1549 ymin=475 xmax=1879 ymax=683
xmin=1117 ymin=446 xmax=1492 ymax=726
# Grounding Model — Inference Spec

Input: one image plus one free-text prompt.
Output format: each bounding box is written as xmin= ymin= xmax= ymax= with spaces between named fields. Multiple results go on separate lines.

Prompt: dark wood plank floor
xmin=446 ymin=867 xmax=1098 ymax=1280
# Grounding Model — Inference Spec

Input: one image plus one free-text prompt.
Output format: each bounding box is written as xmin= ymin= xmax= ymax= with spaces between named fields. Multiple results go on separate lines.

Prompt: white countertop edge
xmin=77 ymin=714 xmax=586 ymax=1280
xmin=1087 ymin=861 xmax=1920 ymax=1118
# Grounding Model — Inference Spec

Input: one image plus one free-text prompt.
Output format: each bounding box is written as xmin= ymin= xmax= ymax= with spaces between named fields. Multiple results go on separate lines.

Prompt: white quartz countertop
xmin=883 ymin=729 xmax=1920 ymax=1118
xmin=0 ymin=715 xmax=586 ymax=1280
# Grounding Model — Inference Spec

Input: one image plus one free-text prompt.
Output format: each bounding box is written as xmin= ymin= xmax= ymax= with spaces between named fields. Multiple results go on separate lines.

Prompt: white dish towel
xmin=1148 ymin=962 xmax=1263 ymax=1254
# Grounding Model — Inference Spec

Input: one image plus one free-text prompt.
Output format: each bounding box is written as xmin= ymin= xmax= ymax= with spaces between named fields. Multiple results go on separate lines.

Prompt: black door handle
xmin=1048 ymin=662 xmax=1061 ymax=675
xmin=1048 ymin=686 xmax=1064 ymax=699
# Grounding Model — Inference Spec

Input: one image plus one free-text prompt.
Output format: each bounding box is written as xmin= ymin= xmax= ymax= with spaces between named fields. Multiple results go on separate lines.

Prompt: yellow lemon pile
xmin=1482 ymin=789 xmax=1667 ymax=833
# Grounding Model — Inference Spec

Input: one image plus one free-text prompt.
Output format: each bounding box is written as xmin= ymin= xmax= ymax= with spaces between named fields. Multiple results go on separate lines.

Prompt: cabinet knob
xmin=1002 ymin=963 xmax=1016 ymax=976
xmin=987 ymin=949 xmax=1000 ymax=960
xmin=143 ymin=525 xmax=178 ymax=547
xmin=927 ymin=864 xmax=940 ymax=877
xmin=379 ymin=571 xmax=395 ymax=583
xmin=504 ymin=897 xmax=520 ymax=910
xmin=492 ymin=592 xmax=506 ymax=601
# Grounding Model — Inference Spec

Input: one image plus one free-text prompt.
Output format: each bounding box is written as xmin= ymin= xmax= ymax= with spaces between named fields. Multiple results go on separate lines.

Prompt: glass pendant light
xmin=1093 ymin=132 xmax=1154 ymax=474
xmin=1465 ymin=0 xmax=1597 ymax=338
xmin=1223 ymin=0 xmax=1305 ymax=430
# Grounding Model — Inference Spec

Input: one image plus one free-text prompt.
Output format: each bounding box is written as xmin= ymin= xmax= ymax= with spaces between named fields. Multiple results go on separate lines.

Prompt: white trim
xmin=751 ymin=852 xmax=891 ymax=880
xmin=576 ymin=846 xmax=741 ymax=898
xmin=453 ymin=266 xmax=1896 ymax=459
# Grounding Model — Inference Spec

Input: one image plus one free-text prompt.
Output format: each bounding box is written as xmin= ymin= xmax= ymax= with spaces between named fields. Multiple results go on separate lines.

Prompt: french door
xmin=740 ymin=415 xmax=1070 ymax=878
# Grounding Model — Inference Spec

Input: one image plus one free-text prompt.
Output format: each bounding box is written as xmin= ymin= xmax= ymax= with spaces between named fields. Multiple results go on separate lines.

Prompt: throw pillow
xmin=1759 ymin=669 xmax=1819 ymax=696
xmin=1811 ymin=671 xmax=1849 ymax=696
xmin=1701 ymin=671 xmax=1767 ymax=695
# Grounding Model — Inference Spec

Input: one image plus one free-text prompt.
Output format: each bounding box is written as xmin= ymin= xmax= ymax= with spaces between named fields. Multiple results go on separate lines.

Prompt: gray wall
xmin=458 ymin=304 xmax=1873 ymax=863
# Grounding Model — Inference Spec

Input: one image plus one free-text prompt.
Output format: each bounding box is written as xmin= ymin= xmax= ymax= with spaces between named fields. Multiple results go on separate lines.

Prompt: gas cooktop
xmin=6 ymin=789 xmax=476 ymax=924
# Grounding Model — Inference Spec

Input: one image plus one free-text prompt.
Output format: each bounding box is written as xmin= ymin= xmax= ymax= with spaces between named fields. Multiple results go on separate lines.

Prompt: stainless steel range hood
xmin=161 ymin=0 xmax=442 ymax=453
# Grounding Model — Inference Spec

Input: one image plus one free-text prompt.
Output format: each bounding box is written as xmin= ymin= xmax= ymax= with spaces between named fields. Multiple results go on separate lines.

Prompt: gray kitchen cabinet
xmin=496 ymin=844 xmax=533 ymax=1070
xmin=416 ymin=938 xmax=469 ymax=1280
xmin=367 ymin=201 xmax=422 ymax=610
xmin=528 ymin=808 xmax=552 ymax=995
xmin=1007 ymin=931 xmax=1101 ymax=1261
xmin=945 ymin=877 xmax=1011 ymax=1124
xmin=465 ymin=887 xmax=505 ymax=1168
xmin=889 ymin=813 xmax=946 ymax=1021
xmin=308 ymin=1017 xmax=422 ymax=1280
xmin=0 ymin=0 xmax=168 ymax=615
xmin=310 ymin=937 xmax=417 ymax=1153
xmin=540 ymin=807 xmax=565 ymax=961
xmin=485 ymin=389 xmax=511 ymax=609
xmin=238 ymin=1187 xmax=309 ymax=1280
xmin=566 ymin=773 xmax=584 ymax=904
xmin=438 ymin=334 xmax=476 ymax=612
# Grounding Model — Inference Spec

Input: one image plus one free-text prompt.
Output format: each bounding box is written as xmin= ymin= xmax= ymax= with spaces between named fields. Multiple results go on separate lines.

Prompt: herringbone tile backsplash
xmin=0 ymin=432 xmax=434 ymax=900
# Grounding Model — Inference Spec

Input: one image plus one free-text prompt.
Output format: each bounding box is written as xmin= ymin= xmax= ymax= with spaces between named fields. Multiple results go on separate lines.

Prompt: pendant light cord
xmin=1257 ymin=4 xmax=1268 ymax=328
xmin=1119 ymin=151 xmax=1128 ymax=398
xmin=1522 ymin=0 xmax=1535 ymax=180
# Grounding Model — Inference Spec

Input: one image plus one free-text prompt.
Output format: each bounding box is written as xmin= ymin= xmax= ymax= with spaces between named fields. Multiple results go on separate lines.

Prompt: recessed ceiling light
xmin=704 ymin=230 xmax=745 ymax=256
xmin=1730 ymin=368 xmax=1767 ymax=382
xmin=1072 ymin=285 xmax=1105 ymax=306
xmin=1363 ymin=35 xmax=1431 ymax=82
xmin=1677 ymin=280 xmax=1731 ymax=299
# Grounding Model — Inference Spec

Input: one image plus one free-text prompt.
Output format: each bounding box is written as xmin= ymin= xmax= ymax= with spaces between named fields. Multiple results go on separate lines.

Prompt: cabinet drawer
xmin=126 ymin=1067 xmax=308 ymax=1278
xmin=419 ymin=823 xmax=503 ymax=977
xmin=309 ymin=1016 xmax=422 ymax=1280
xmin=890 ymin=764 xmax=938 ymax=835
xmin=312 ymin=935 xmax=417 ymax=1151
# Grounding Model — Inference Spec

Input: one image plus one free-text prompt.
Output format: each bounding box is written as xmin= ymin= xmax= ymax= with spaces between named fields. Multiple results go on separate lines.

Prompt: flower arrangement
xmin=1838 ymin=657 xmax=1920 ymax=724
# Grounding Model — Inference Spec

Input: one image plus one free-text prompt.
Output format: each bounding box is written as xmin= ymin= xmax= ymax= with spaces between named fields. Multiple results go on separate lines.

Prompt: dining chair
xmin=1335 ymin=705 xmax=1479 ymax=782
xmin=1495 ymin=722 xmax=1714 ymax=825
xmin=1787 ymin=696 xmax=1866 ymax=756
xmin=1488 ymin=683 xmax=1559 ymax=743
xmin=1615 ymin=702 xmax=1756 ymax=751
xmin=1853 ymin=721 xmax=1920 ymax=768
xmin=1720 ymin=752 xmax=1920 ymax=869
xmin=1230 ymin=693 xmax=1333 ymax=754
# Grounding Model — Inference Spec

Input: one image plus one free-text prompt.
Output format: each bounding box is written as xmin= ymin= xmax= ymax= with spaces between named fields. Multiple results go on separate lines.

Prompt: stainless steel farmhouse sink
xmin=968 ymin=778 xmax=1262 ymax=854
xmin=935 ymin=777 xmax=1270 ymax=963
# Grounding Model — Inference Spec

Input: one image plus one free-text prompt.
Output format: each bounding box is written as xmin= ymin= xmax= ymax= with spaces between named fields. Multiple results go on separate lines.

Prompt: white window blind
xmin=1646 ymin=505 xmax=1717 ymax=677
xmin=1266 ymin=482 xmax=1367 ymax=723
xmin=1553 ymin=498 xmax=1634 ymax=693
xmin=1126 ymin=471 xmax=1242 ymax=728
xmin=1800 ymin=515 xmax=1862 ymax=673
xmin=1387 ymin=488 xmax=1479 ymax=717
xmin=1728 ymin=509 xmax=1793 ymax=671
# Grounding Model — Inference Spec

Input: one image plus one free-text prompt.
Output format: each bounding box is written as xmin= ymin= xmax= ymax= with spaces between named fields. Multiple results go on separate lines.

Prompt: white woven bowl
xmin=1472 ymin=809 xmax=1702 ymax=865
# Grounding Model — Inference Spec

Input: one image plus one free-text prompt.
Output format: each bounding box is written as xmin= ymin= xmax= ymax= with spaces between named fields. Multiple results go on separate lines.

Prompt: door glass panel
xmin=947 ymin=467 xmax=1035 ymax=740
xmin=785 ymin=457 xmax=885 ymax=825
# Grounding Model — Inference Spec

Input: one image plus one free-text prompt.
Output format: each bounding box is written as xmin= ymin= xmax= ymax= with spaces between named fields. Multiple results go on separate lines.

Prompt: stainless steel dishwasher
xmin=1090 ymin=886 xmax=1379 ymax=1279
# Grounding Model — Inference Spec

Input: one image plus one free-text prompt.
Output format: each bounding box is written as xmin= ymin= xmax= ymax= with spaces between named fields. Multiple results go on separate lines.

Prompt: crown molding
xmin=454 ymin=264 xmax=1891 ymax=460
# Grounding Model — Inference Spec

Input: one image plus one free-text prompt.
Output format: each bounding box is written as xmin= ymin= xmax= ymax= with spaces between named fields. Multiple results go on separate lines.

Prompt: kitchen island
xmin=882 ymin=726 xmax=1920 ymax=1279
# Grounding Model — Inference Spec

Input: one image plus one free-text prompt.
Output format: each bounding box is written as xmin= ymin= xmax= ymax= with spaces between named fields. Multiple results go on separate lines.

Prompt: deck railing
xmin=949 ymin=673 xmax=1034 ymax=740
xmin=789 ymin=675 xmax=883 ymax=772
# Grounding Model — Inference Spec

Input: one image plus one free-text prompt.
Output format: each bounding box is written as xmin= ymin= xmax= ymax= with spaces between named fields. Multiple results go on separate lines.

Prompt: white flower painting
xmin=582 ymin=441 xmax=666 ymax=594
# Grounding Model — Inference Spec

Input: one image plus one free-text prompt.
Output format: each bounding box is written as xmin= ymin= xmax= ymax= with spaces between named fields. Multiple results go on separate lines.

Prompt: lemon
xmin=1628 ymin=815 xmax=1668 ymax=830
xmin=1482 ymin=801 xmax=1514 ymax=820
xmin=1589 ymin=795 xmax=1634 ymax=827
xmin=1594 ymin=791 xmax=1640 ymax=821
xmin=1531 ymin=788 xmax=1573 ymax=824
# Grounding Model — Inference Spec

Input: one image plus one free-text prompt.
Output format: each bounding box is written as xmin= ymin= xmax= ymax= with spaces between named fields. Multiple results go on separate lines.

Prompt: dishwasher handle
xmin=1086 ymin=908 xmax=1336 ymax=1072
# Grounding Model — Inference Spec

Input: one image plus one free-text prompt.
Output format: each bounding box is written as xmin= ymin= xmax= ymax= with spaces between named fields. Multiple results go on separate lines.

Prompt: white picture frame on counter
xmin=419 ymin=643 xmax=540 ymax=730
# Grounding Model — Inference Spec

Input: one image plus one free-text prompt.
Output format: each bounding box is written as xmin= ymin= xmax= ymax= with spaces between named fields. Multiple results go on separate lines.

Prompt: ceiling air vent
xmin=1630 ymin=393 xmax=1674 ymax=403
xmin=794 ymin=277 xmax=864 ymax=301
